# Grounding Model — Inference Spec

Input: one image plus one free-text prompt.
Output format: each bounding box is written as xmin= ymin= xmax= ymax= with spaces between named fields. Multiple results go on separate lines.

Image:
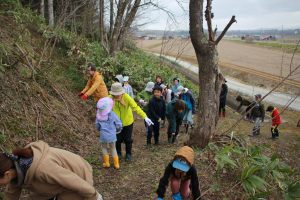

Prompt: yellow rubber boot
xmin=102 ymin=155 xmax=110 ymax=168
xmin=113 ymin=156 xmax=120 ymax=169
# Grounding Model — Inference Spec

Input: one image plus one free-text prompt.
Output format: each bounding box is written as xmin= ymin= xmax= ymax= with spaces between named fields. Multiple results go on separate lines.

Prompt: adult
xmin=0 ymin=141 xmax=102 ymax=200
xmin=236 ymin=95 xmax=254 ymax=120
xmin=251 ymin=94 xmax=265 ymax=136
xmin=161 ymin=84 xmax=172 ymax=104
xmin=171 ymin=77 xmax=181 ymax=94
xmin=154 ymin=75 xmax=163 ymax=87
xmin=79 ymin=63 xmax=108 ymax=102
xmin=180 ymin=87 xmax=195 ymax=133
xmin=219 ymin=79 xmax=228 ymax=118
xmin=109 ymin=83 xmax=153 ymax=161
xmin=166 ymin=99 xmax=186 ymax=144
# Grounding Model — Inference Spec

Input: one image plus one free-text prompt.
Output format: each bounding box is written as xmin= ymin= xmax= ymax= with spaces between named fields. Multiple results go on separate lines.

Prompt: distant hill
xmin=134 ymin=28 xmax=300 ymax=38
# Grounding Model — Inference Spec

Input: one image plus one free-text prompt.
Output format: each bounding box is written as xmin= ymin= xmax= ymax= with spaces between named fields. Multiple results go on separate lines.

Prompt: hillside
xmin=1 ymin=2 xmax=300 ymax=200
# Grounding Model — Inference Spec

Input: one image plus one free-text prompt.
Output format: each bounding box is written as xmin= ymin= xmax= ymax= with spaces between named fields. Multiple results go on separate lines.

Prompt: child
xmin=166 ymin=99 xmax=186 ymax=144
xmin=180 ymin=87 xmax=195 ymax=133
xmin=123 ymin=76 xmax=134 ymax=98
xmin=250 ymin=94 xmax=265 ymax=136
xmin=266 ymin=106 xmax=282 ymax=139
xmin=147 ymin=86 xmax=166 ymax=145
xmin=96 ymin=97 xmax=122 ymax=169
xmin=155 ymin=75 xmax=163 ymax=87
xmin=110 ymin=83 xmax=153 ymax=161
xmin=156 ymin=146 xmax=201 ymax=200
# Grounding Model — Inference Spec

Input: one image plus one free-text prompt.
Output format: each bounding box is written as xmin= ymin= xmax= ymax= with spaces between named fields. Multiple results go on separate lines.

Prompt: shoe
xmin=102 ymin=155 xmax=110 ymax=168
xmin=125 ymin=154 xmax=132 ymax=162
xmin=113 ymin=156 xmax=120 ymax=169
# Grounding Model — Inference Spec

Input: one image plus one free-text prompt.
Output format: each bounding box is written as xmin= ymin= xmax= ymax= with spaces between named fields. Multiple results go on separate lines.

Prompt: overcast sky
xmin=140 ymin=0 xmax=300 ymax=30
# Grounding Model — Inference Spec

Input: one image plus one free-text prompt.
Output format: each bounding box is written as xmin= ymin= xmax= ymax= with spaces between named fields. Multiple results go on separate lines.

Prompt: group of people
xmin=236 ymin=94 xmax=282 ymax=139
xmin=0 ymin=63 xmax=200 ymax=200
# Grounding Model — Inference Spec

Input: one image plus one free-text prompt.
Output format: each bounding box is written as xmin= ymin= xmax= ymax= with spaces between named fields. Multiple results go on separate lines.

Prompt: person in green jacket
xmin=109 ymin=83 xmax=153 ymax=161
xmin=166 ymin=99 xmax=186 ymax=144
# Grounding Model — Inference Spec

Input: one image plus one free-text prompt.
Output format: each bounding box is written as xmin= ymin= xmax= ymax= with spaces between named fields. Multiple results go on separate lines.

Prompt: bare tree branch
xmin=215 ymin=15 xmax=236 ymax=45
xmin=205 ymin=0 xmax=214 ymax=42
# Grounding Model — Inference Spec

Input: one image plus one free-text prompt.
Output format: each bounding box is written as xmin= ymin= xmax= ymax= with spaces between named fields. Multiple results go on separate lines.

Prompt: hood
xmin=24 ymin=141 xmax=49 ymax=184
xmin=174 ymin=146 xmax=195 ymax=166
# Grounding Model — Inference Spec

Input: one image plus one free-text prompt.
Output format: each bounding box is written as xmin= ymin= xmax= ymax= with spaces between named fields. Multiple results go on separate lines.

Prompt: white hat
xmin=145 ymin=82 xmax=155 ymax=92
xmin=160 ymin=84 xmax=167 ymax=89
xmin=177 ymin=85 xmax=184 ymax=92
xmin=110 ymin=83 xmax=125 ymax=96
xmin=115 ymin=75 xmax=124 ymax=83
xmin=123 ymin=76 xmax=129 ymax=82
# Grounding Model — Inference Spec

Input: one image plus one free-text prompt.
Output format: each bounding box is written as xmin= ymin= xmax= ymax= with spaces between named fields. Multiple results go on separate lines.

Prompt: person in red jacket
xmin=266 ymin=106 xmax=282 ymax=139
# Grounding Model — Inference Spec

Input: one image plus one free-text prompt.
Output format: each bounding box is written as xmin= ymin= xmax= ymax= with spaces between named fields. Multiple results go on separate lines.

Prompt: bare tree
xmin=40 ymin=0 xmax=45 ymax=18
xmin=188 ymin=0 xmax=236 ymax=148
xmin=99 ymin=0 xmax=104 ymax=43
xmin=109 ymin=0 xmax=114 ymax=40
xmin=48 ymin=0 xmax=54 ymax=26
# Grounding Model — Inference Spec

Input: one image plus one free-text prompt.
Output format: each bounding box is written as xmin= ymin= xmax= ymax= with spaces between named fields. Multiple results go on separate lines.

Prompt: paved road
xmin=156 ymin=53 xmax=300 ymax=111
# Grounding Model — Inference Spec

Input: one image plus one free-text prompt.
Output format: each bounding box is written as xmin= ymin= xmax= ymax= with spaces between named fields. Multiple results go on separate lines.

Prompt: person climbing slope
xmin=109 ymin=82 xmax=153 ymax=162
xmin=96 ymin=97 xmax=122 ymax=169
xmin=79 ymin=63 xmax=108 ymax=102
xmin=156 ymin=146 xmax=201 ymax=200
xmin=266 ymin=105 xmax=282 ymax=139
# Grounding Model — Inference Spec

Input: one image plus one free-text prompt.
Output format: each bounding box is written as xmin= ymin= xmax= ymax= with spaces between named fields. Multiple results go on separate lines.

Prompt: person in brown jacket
xmin=0 ymin=141 xmax=103 ymax=200
xmin=79 ymin=63 xmax=108 ymax=102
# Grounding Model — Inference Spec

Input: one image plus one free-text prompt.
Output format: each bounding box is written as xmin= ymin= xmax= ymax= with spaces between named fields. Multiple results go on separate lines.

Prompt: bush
xmin=207 ymin=143 xmax=300 ymax=199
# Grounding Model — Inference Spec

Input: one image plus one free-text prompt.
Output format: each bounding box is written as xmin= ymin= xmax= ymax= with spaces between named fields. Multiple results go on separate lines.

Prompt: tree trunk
xmin=110 ymin=1 xmax=128 ymax=55
xmin=118 ymin=0 xmax=141 ymax=50
xmin=109 ymin=0 xmax=114 ymax=41
xmin=99 ymin=0 xmax=104 ymax=43
xmin=189 ymin=49 xmax=221 ymax=148
xmin=188 ymin=0 xmax=222 ymax=148
xmin=48 ymin=0 xmax=54 ymax=26
xmin=40 ymin=0 xmax=44 ymax=18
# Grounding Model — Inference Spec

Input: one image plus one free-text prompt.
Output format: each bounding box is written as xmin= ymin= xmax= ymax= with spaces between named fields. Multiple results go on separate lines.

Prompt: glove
xmin=78 ymin=92 xmax=84 ymax=97
xmin=116 ymin=128 xmax=122 ymax=134
xmin=158 ymin=198 xmax=163 ymax=200
xmin=97 ymin=192 xmax=103 ymax=200
xmin=172 ymin=132 xmax=175 ymax=136
xmin=81 ymin=94 xmax=88 ymax=101
xmin=145 ymin=117 xmax=154 ymax=126
xmin=158 ymin=118 xmax=162 ymax=123
xmin=172 ymin=192 xmax=182 ymax=200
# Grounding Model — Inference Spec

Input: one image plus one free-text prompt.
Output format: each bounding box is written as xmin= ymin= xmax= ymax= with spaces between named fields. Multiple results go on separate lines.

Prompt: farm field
xmin=136 ymin=39 xmax=300 ymax=84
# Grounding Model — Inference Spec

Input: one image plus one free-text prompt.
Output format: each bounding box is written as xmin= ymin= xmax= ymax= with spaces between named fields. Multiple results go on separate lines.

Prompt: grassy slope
xmin=0 ymin=3 xmax=299 ymax=200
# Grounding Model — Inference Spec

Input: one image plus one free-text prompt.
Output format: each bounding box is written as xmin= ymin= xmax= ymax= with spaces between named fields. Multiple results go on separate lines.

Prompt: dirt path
xmin=90 ymin=109 xmax=300 ymax=200
xmin=136 ymin=39 xmax=300 ymax=83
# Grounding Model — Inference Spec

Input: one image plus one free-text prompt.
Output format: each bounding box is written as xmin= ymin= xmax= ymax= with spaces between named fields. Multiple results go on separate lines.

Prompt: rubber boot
xmin=102 ymin=155 xmax=110 ymax=168
xmin=113 ymin=156 xmax=120 ymax=169
xmin=222 ymin=111 xmax=226 ymax=118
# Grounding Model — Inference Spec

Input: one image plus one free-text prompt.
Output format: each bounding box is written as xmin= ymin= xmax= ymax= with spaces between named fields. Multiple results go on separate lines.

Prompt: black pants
xmin=219 ymin=100 xmax=226 ymax=114
xmin=116 ymin=123 xmax=133 ymax=156
xmin=147 ymin=120 xmax=160 ymax=144
xmin=167 ymin=119 xmax=181 ymax=143
xmin=271 ymin=125 xmax=279 ymax=138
